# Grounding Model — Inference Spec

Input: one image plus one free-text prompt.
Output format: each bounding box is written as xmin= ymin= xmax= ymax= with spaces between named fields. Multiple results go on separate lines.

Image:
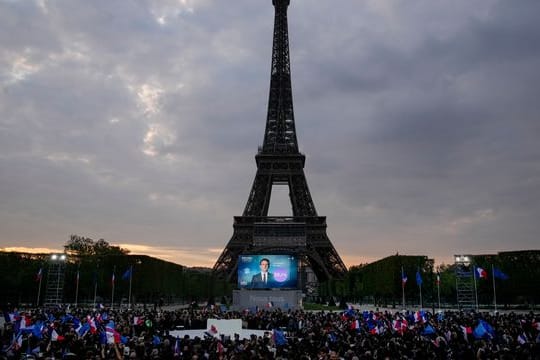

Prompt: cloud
xmin=118 ymin=243 xmax=220 ymax=267
xmin=1 ymin=0 xmax=539 ymax=270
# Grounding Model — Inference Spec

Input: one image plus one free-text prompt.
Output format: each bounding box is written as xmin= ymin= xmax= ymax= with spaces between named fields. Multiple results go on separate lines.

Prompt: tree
xmin=64 ymin=235 xmax=129 ymax=257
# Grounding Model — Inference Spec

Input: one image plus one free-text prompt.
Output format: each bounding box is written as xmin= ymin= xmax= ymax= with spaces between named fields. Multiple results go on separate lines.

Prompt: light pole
xmin=45 ymin=253 xmax=67 ymax=305
xmin=454 ymin=255 xmax=475 ymax=310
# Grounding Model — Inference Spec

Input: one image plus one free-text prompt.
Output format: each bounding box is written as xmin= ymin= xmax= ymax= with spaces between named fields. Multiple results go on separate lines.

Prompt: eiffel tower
xmin=213 ymin=0 xmax=347 ymax=283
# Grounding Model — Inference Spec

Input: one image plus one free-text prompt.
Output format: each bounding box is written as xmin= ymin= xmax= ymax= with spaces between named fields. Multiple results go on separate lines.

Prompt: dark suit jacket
xmin=250 ymin=272 xmax=275 ymax=288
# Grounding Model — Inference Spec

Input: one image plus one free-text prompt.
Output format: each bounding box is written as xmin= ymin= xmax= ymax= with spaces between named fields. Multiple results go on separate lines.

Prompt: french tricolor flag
xmin=106 ymin=321 xmax=121 ymax=344
xmin=414 ymin=311 xmax=426 ymax=323
xmin=350 ymin=319 xmax=360 ymax=331
xmin=20 ymin=315 xmax=33 ymax=330
xmin=87 ymin=316 xmax=97 ymax=334
xmin=460 ymin=325 xmax=472 ymax=342
xmin=475 ymin=267 xmax=488 ymax=279
xmin=133 ymin=316 xmax=144 ymax=326
xmin=51 ymin=329 xmax=65 ymax=342
xmin=36 ymin=268 xmax=43 ymax=282
xmin=8 ymin=312 xmax=18 ymax=323
xmin=393 ymin=319 xmax=408 ymax=334
xmin=401 ymin=269 xmax=408 ymax=286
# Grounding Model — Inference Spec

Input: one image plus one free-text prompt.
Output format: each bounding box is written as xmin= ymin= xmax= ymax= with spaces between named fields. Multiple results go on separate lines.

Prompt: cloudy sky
xmin=1 ymin=0 xmax=539 ymax=268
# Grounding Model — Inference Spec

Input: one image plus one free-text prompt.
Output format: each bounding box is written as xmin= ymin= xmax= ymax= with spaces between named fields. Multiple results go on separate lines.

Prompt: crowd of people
xmin=1 ymin=303 xmax=539 ymax=359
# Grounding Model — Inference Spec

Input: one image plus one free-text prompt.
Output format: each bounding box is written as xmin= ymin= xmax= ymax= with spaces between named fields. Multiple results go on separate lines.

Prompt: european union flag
xmin=273 ymin=329 xmax=287 ymax=346
xmin=416 ymin=271 xmax=423 ymax=286
xmin=493 ymin=267 xmax=509 ymax=280
xmin=122 ymin=267 xmax=132 ymax=280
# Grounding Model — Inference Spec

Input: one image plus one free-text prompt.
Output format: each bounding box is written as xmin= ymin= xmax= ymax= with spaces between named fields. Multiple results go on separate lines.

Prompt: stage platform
xmin=170 ymin=319 xmax=268 ymax=340
xmin=232 ymin=289 xmax=302 ymax=310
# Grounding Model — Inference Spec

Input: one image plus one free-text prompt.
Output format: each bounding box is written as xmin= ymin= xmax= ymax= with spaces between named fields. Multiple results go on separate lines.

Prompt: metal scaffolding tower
xmin=44 ymin=253 xmax=67 ymax=305
xmin=454 ymin=254 xmax=475 ymax=310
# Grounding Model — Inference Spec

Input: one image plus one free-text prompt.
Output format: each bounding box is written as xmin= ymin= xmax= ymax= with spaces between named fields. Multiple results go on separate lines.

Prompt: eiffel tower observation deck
xmin=213 ymin=0 xmax=347 ymax=283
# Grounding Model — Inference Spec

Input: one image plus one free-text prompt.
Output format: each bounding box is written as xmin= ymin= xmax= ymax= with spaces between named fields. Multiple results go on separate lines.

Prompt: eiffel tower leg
xmin=243 ymin=173 xmax=273 ymax=217
xmin=306 ymin=231 xmax=348 ymax=281
xmin=289 ymin=173 xmax=317 ymax=217
xmin=213 ymin=227 xmax=252 ymax=281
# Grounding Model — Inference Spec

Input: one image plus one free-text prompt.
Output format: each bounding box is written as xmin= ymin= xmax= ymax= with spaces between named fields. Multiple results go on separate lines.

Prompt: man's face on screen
xmin=260 ymin=260 xmax=269 ymax=273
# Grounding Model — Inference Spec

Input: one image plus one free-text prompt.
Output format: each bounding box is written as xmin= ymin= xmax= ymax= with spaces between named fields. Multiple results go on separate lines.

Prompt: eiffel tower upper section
xmin=242 ymin=0 xmax=317 ymax=218
xmin=262 ymin=0 xmax=298 ymax=155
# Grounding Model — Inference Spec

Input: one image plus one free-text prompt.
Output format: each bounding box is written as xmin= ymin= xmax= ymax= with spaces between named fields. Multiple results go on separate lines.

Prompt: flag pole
xmin=419 ymin=281 xmax=422 ymax=309
xmin=473 ymin=267 xmax=479 ymax=311
xmin=437 ymin=273 xmax=441 ymax=311
xmin=491 ymin=264 xmax=497 ymax=312
xmin=36 ymin=270 xmax=43 ymax=306
xmin=111 ymin=265 xmax=116 ymax=310
xmin=417 ymin=268 xmax=422 ymax=309
xmin=93 ymin=263 xmax=99 ymax=308
xmin=75 ymin=263 xmax=80 ymax=308
xmin=128 ymin=265 xmax=133 ymax=309
xmin=401 ymin=266 xmax=406 ymax=309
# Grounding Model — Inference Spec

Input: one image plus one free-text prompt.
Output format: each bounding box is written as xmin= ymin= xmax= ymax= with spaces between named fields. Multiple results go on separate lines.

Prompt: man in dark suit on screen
xmin=250 ymin=258 xmax=274 ymax=289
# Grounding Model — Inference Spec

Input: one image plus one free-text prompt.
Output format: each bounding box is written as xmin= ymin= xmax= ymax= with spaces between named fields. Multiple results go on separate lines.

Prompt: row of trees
xmin=318 ymin=251 xmax=540 ymax=308
xmin=0 ymin=236 xmax=232 ymax=306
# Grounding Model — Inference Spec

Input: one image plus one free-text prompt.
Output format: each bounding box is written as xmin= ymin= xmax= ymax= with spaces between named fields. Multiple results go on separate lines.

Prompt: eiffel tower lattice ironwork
xmin=213 ymin=0 xmax=347 ymax=282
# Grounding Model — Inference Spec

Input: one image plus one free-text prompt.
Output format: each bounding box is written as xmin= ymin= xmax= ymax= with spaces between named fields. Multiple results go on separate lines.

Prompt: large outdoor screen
xmin=237 ymin=255 xmax=298 ymax=289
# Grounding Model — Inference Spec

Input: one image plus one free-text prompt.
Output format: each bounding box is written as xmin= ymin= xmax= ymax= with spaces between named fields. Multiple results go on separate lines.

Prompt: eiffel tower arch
xmin=213 ymin=0 xmax=347 ymax=285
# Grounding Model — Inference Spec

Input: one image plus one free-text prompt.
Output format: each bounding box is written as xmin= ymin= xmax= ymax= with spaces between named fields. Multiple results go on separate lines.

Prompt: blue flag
xmin=72 ymin=317 xmax=80 ymax=328
xmin=99 ymin=330 xmax=107 ymax=345
xmin=32 ymin=322 xmax=44 ymax=339
xmin=328 ymin=331 xmax=337 ymax=343
xmin=78 ymin=323 xmax=90 ymax=337
xmin=343 ymin=306 xmax=355 ymax=318
xmin=473 ymin=320 xmax=495 ymax=339
xmin=481 ymin=320 xmax=495 ymax=337
xmin=416 ymin=271 xmax=423 ymax=286
xmin=422 ymin=324 xmax=436 ymax=335
xmin=493 ymin=267 xmax=509 ymax=280
xmin=436 ymin=312 xmax=444 ymax=322
xmin=273 ymin=329 xmax=287 ymax=346
xmin=174 ymin=336 xmax=181 ymax=355
xmin=473 ymin=322 xmax=487 ymax=339
xmin=122 ymin=267 xmax=132 ymax=280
